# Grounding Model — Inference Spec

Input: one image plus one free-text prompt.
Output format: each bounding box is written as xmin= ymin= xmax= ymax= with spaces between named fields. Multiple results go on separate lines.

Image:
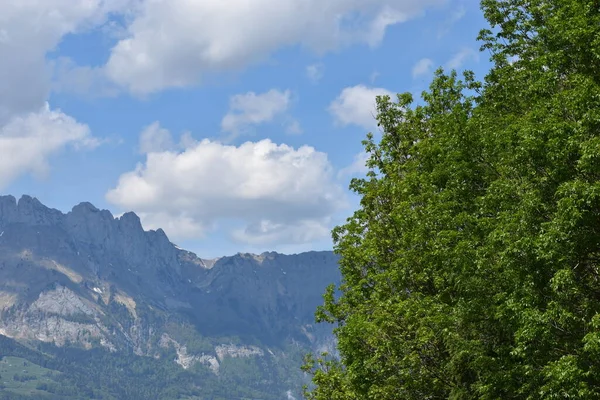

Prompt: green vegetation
xmin=165 ymin=322 xmax=216 ymax=354
xmin=304 ymin=1 xmax=600 ymax=399
xmin=0 ymin=335 xmax=304 ymax=399
xmin=0 ymin=356 xmax=58 ymax=397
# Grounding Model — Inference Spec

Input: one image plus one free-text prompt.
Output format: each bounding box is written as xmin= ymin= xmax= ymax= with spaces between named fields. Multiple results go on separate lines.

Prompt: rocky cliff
xmin=0 ymin=195 xmax=340 ymax=398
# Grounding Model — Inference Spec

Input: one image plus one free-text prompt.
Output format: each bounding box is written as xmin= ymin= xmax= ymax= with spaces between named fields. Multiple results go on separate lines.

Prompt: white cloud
xmin=0 ymin=104 xmax=96 ymax=188
xmin=106 ymin=134 xmax=347 ymax=246
xmin=306 ymin=63 xmax=325 ymax=84
xmin=412 ymin=58 xmax=434 ymax=78
xmin=329 ymin=85 xmax=393 ymax=129
xmin=445 ymin=47 xmax=479 ymax=70
xmin=0 ymin=0 xmax=133 ymax=123
xmin=338 ymin=152 xmax=370 ymax=178
xmin=139 ymin=121 xmax=175 ymax=153
xmin=221 ymin=89 xmax=291 ymax=138
xmin=0 ymin=0 xmax=135 ymax=187
xmin=104 ymin=0 xmax=445 ymax=94
xmin=132 ymin=212 xmax=206 ymax=239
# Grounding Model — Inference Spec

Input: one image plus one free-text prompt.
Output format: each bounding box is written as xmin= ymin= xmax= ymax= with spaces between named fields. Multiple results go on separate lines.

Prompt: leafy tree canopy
xmin=304 ymin=1 xmax=600 ymax=398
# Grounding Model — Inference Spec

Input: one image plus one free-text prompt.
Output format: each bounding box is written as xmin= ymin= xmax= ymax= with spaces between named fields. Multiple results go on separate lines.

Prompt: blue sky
xmin=0 ymin=0 xmax=491 ymax=258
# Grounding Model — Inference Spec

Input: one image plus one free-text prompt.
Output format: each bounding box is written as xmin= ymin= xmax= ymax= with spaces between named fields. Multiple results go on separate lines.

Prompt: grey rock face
xmin=0 ymin=195 xmax=17 ymax=227
xmin=29 ymin=285 xmax=98 ymax=316
xmin=0 ymin=195 xmax=340 ymax=366
xmin=0 ymin=284 xmax=111 ymax=349
xmin=192 ymin=251 xmax=340 ymax=343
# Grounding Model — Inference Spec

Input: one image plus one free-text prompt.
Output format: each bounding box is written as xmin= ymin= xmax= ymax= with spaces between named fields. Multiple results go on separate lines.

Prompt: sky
xmin=0 ymin=0 xmax=491 ymax=258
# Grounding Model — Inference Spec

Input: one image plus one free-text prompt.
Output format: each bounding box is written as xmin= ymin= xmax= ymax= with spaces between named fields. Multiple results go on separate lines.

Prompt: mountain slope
xmin=0 ymin=195 xmax=340 ymax=399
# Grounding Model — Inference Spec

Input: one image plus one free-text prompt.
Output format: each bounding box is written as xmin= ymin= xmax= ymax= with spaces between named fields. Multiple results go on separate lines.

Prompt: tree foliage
xmin=304 ymin=1 xmax=600 ymax=398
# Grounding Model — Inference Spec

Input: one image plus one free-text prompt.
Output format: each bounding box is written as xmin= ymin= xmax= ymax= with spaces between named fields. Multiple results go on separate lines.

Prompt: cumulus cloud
xmin=0 ymin=0 xmax=132 ymax=187
xmin=104 ymin=0 xmax=445 ymax=94
xmin=445 ymin=47 xmax=479 ymax=70
xmin=329 ymin=85 xmax=393 ymax=129
xmin=106 ymin=133 xmax=346 ymax=246
xmin=0 ymin=0 xmax=132 ymax=122
xmin=412 ymin=58 xmax=434 ymax=78
xmin=0 ymin=104 xmax=96 ymax=188
xmin=221 ymin=89 xmax=291 ymax=138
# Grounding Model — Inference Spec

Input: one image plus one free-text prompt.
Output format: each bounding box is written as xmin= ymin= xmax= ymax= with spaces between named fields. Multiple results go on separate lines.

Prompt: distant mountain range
xmin=0 ymin=195 xmax=340 ymax=400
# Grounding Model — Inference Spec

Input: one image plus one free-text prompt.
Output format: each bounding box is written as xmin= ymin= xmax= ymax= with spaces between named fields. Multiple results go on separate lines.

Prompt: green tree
xmin=304 ymin=1 xmax=600 ymax=399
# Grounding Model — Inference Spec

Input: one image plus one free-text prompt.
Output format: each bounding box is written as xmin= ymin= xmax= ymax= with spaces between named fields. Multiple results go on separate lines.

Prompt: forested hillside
xmin=0 ymin=334 xmax=308 ymax=400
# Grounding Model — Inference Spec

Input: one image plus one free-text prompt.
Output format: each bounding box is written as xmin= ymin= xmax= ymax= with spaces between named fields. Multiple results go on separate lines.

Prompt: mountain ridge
xmin=1 ymin=194 xmax=328 ymax=261
xmin=0 ymin=194 xmax=340 ymax=399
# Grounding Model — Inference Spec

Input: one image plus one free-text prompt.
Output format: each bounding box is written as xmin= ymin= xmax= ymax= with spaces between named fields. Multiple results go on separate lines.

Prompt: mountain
xmin=0 ymin=195 xmax=340 ymax=399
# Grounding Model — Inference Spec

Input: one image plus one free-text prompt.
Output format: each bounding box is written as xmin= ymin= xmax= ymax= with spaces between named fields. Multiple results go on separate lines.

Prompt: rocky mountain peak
xmin=0 ymin=194 xmax=17 ymax=225
xmin=0 ymin=195 xmax=62 ymax=226
xmin=0 ymin=195 xmax=340 ymax=399
xmin=119 ymin=211 xmax=143 ymax=229
xmin=0 ymin=194 xmax=17 ymax=207
xmin=69 ymin=202 xmax=116 ymax=225
xmin=0 ymin=195 xmax=339 ymax=346
xmin=0 ymin=196 xmax=166 ymax=251
xmin=0 ymin=195 xmax=213 ymax=288
xmin=71 ymin=201 xmax=101 ymax=214
xmin=17 ymin=194 xmax=42 ymax=207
